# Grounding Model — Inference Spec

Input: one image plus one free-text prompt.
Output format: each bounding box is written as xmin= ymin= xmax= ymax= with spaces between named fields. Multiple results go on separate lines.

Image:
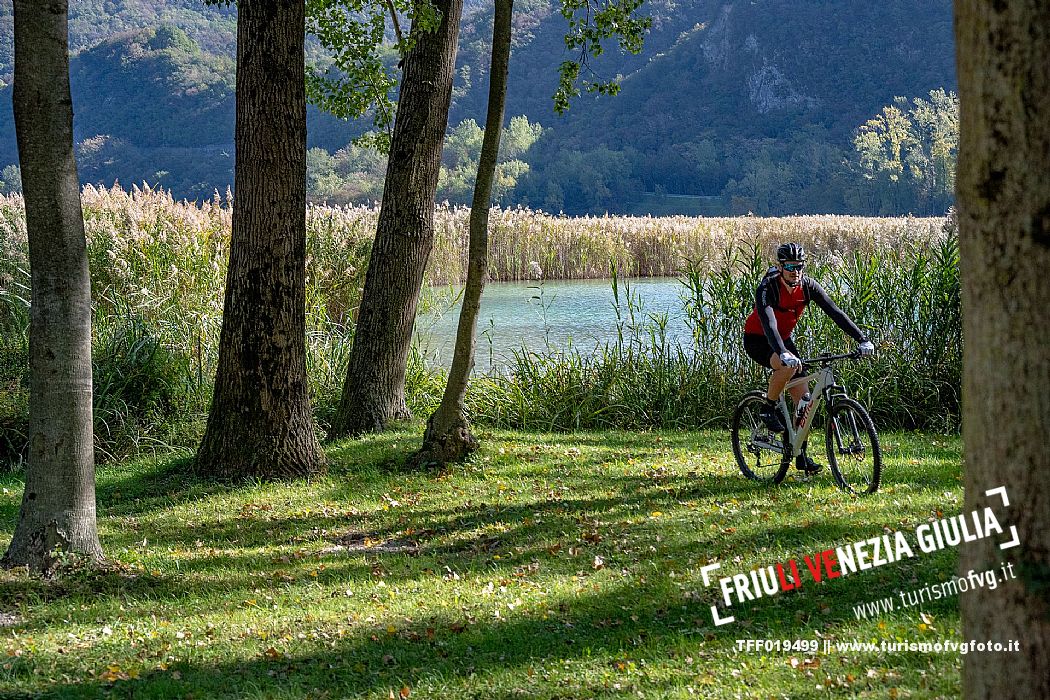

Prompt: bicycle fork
xmin=830 ymin=410 xmax=865 ymax=456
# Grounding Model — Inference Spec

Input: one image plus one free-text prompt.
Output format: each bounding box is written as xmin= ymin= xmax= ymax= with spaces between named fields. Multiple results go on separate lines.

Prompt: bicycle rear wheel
xmin=731 ymin=390 xmax=790 ymax=484
xmin=825 ymin=398 xmax=881 ymax=494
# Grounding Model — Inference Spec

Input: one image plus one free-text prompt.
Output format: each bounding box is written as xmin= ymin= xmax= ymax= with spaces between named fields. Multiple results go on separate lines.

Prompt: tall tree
xmin=955 ymin=1 xmax=1050 ymax=697
xmin=2 ymin=0 xmax=102 ymax=571
xmin=414 ymin=0 xmax=513 ymax=465
xmin=331 ymin=0 xmax=465 ymax=437
xmin=331 ymin=0 xmax=650 ymax=438
xmin=853 ymin=90 xmax=959 ymax=216
xmin=196 ymin=0 xmax=326 ymax=479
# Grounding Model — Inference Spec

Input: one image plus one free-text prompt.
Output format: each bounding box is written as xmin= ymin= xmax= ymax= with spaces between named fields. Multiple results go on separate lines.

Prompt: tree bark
xmin=3 ymin=0 xmax=103 ymax=571
xmin=331 ymin=0 xmax=465 ymax=438
xmin=196 ymin=0 xmax=325 ymax=480
xmin=955 ymin=2 xmax=1050 ymax=696
xmin=414 ymin=0 xmax=513 ymax=466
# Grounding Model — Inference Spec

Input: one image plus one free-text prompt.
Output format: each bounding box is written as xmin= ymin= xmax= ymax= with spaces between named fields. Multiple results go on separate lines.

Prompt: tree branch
xmin=384 ymin=0 xmax=405 ymax=46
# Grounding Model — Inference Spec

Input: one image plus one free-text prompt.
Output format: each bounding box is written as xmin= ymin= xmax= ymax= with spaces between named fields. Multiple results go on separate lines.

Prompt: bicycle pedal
xmin=751 ymin=438 xmax=783 ymax=452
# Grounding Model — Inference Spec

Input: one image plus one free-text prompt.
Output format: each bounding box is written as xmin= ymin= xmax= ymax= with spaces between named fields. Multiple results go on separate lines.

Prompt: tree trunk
xmin=3 ymin=0 xmax=102 ymax=572
xmin=414 ymin=0 xmax=513 ymax=466
xmin=955 ymin=2 xmax=1050 ymax=696
xmin=196 ymin=0 xmax=325 ymax=480
xmin=330 ymin=0 xmax=465 ymax=438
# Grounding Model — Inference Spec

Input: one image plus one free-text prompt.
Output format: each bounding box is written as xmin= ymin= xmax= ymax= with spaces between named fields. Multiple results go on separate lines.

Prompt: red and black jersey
xmin=743 ymin=267 xmax=866 ymax=355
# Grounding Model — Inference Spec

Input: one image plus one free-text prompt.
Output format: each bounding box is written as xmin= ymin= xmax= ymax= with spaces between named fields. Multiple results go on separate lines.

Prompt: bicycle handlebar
xmin=799 ymin=350 xmax=862 ymax=365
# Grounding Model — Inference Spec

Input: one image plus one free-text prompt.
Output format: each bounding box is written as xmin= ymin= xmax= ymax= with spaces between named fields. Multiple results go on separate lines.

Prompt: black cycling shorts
xmin=743 ymin=333 xmax=799 ymax=369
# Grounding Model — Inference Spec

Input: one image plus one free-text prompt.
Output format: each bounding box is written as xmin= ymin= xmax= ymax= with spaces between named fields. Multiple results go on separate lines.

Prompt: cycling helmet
xmin=776 ymin=243 xmax=807 ymax=263
xmin=777 ymin=243 xmax=806 ymax=288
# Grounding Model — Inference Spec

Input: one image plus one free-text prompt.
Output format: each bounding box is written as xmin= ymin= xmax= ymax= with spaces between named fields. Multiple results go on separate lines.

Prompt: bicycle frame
xmin=779 ymin=360 xmax=851 ymax=458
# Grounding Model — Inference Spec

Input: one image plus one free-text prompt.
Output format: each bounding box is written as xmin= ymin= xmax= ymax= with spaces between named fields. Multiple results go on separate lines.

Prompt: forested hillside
xmin=452 ymin=0 xmax=956 ymax=214
xmin=0 ymin=0 xmax=956 ymax=214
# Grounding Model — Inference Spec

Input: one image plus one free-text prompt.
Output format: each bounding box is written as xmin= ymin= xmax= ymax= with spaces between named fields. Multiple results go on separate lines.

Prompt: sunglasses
xmin=782 ymin=262 xmax=805 ymax=272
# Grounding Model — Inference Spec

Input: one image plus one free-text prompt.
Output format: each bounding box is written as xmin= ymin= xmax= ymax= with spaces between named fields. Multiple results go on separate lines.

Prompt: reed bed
xmin=0 ymin=184 xmax=955 ymax=463
xmin=430 ymin=206 xmax=944 ymax=283
xmin=468 ymin=221 xmax=960 ymax=433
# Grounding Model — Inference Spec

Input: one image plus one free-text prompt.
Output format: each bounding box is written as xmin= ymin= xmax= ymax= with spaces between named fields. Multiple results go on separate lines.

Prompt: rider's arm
xmin=756 ymin=277 xmax=790 ymax=355
xmin=806 ymin=278 xmax=867 ymax=342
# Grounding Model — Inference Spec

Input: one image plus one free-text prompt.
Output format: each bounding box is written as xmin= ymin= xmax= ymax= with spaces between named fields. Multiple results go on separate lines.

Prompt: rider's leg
xmin=764 ymin=343 xmax=820 ymax=474
xmin=766 ymin=352 xmax=798 ymax=402
xmin=786 ymin=380 xmax=807 ymax=405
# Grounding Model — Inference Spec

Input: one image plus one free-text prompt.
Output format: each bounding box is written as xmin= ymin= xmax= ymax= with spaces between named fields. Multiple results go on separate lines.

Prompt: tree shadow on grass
xmin=17 ymin=547 xmax=963 ymax=700
xmin=89 ymin=425 xmax=446 ymax=522
xmin=96 ymin=467 xmax=773 ymax=558
xmin=0 ymin=426 xmax=964 ymax=676
xmin=75 ymin=425 xmax=961 ymax=527
xmin=0 ymin=500 xmax=956 ymax=642
xmin=93 ymin=455 xmax=231 ymax=517
xmin=82 ymin=426 xmax=765 ymax=548
xmin=42 ymin=429 xmax=962 ymax=591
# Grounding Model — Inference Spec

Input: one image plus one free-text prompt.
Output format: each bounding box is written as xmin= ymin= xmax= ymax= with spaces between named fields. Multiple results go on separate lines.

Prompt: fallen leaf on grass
xmin=789 ymin=657 xmax=821 ymax=670
xmin=99 ymin=664 xmax=141 ymax=683
xmin=239 ymin=502 xmax=273 ymax=519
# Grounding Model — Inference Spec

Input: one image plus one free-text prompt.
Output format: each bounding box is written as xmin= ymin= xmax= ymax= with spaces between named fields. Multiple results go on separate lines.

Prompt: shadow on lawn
xmin=89 ymin=464 xmax=838 ymax=561
xmin=0 ymin=429 xmax=962 ymax=630
xmin=81 ymin=426 xmax=959 ymax=526
xmin=0 ymin=496 xmax=956 ymax=639
xmin=4 ymin=423 xmax=961 ymax=569
xmin=17 ymin=549 xmax=961 ymax=700
xmin=85 ymin=433 xmax=756 ymax=543
xmin=0 ymin=497 xmax=18 ymax=533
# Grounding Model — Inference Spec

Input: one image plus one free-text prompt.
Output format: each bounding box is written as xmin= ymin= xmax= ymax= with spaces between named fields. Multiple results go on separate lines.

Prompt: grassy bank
xmin=0 ymin=426 xmax=965 ymax=699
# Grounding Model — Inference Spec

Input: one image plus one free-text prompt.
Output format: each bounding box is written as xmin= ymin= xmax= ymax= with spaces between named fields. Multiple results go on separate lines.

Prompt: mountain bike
xmin=730 ymin=350 xmax=881 ymax=494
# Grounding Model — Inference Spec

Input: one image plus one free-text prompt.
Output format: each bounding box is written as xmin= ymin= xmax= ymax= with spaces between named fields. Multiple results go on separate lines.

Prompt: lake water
xmin=414 ymin=277 xmax=695 ymax=369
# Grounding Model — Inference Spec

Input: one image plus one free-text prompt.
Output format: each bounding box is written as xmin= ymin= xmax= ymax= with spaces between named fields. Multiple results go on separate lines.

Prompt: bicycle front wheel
xmin=825 ymin=398 xmax=881 ymax=495
xmin=731 ymin=390 xmax=790 ymax=484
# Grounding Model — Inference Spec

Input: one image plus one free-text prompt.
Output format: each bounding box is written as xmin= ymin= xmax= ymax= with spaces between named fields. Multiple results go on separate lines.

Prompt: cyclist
xmin=742 ymin=243 xmax=874 ymax=474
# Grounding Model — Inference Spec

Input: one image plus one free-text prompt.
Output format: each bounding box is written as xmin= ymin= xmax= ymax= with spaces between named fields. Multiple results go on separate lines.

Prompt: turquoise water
xmin=414 ymin=277 xmax=694 ymax=369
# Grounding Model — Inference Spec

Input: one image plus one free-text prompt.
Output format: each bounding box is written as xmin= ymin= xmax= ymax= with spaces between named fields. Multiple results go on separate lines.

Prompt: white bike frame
xmin=779 ymin=365 xmax=837 ymax=458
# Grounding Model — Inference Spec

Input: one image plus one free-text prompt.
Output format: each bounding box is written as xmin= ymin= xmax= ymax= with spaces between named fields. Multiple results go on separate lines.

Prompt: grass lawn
xmin=0 ymin=426 xmax=965 ymax=699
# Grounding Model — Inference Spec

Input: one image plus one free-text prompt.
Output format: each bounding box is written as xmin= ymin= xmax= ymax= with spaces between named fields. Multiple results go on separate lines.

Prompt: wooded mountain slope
xmin=0 ymin=0 xmax=955 ymax=213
